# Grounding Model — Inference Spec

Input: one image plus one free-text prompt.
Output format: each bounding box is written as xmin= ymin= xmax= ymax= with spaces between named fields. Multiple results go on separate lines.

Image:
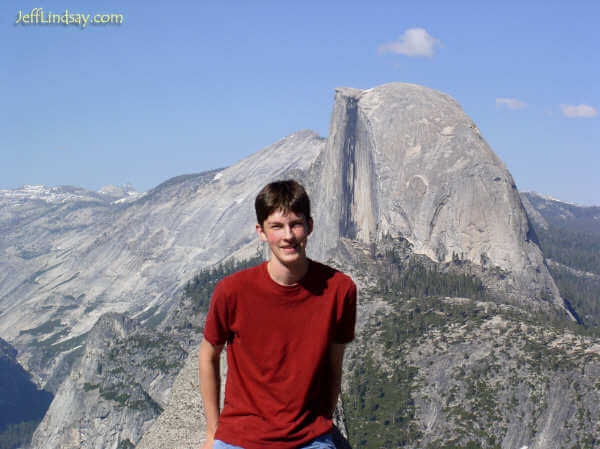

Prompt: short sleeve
xmin=203 ymin=280 xmax=233 ymax=346
xmin=333 ymin=281 xmax=357 ymax=344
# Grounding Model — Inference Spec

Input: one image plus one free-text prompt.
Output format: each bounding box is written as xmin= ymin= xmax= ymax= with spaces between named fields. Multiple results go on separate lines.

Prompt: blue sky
xmin=2 ymin=0 xmax=598 ymax=205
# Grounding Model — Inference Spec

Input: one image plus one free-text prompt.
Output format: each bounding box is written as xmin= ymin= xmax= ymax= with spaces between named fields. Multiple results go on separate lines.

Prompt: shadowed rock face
xmin=0 ymin=338 xmax=53 ymax=431
xmin=309 ymin=83 xmax=570 ymax=316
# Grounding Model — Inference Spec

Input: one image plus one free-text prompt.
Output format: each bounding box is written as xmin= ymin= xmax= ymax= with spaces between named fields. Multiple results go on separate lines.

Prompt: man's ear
xmin=307 ymin=217 xmax=314 ymax=235
xmin=256 ymin=223 xmax=268 ymax=242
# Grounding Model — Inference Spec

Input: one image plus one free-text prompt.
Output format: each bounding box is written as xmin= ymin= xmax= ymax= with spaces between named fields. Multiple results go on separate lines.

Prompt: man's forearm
xmin=199 ymin=339 xmax=222 ymax=438
xmin=327 ymin=343 xmax=346 ymax=418
xmin=327 ymin=368 xmax=342 ymax=418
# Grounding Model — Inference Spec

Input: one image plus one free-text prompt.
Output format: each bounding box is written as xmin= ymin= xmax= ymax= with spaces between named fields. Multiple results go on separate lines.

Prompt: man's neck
xmin=267 ymin=258 xmax=309 ymax=286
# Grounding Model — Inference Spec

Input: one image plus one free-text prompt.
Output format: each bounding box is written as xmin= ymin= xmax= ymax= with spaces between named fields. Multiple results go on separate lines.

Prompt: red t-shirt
xmin=203 ymin=259 xmax=357 ymax=449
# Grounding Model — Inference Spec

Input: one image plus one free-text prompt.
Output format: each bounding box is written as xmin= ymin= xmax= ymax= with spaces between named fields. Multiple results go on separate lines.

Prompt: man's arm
xmin=199 ymin=338 xmax=224 ymax=448
xmin=327 ymin=342 xmax=346 ymax=418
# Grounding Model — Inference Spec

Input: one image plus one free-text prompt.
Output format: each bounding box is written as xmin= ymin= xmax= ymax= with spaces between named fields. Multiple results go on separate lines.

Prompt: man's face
xmin=256 ymin=209 xmax=313 ymax=268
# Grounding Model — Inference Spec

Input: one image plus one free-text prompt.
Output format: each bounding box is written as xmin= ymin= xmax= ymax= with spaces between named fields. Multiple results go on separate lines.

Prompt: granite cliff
xmin=30 ymin=313 xmax=185 ymax=449
xmin=310 ymin=84 xmax=568 ymax=317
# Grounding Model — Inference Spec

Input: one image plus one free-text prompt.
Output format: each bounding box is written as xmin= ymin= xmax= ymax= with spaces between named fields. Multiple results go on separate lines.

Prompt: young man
xmin=199 ymin=179 xmax=357 ymax=449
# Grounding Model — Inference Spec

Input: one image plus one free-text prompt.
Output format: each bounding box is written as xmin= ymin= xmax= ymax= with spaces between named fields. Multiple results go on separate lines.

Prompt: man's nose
xmin=283 ymin=225 xmax=294 ymax=239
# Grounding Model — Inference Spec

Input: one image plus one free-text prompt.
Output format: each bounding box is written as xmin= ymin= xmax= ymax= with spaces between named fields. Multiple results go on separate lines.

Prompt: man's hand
xmin=327 ymin=343 xmax=346 ymax=418
xmin=200 ymin=435 xmax=214 ymax=449
xmin=199 ymin=338 xmax=224 ymax=447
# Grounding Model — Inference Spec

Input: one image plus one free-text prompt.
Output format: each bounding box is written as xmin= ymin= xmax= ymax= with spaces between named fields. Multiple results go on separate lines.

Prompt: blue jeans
xmin=213 ymin=433 xmax=336 ymax=449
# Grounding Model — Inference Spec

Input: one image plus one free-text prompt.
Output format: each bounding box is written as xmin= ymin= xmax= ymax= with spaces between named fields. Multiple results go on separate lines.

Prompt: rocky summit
xmin=309 ymin=83 xmax=568 ymax=317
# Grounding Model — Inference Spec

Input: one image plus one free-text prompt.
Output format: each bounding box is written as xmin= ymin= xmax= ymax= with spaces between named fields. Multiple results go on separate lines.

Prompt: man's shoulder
xmin=308 ymin=260 xmax=355 ymax=289
xmin=217 ymin=261 xmax=266 ymax=290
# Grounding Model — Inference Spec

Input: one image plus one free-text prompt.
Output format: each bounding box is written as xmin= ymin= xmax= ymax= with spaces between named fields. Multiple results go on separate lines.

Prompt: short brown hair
xmin=255 ymin=180 xmax=311 ymax=227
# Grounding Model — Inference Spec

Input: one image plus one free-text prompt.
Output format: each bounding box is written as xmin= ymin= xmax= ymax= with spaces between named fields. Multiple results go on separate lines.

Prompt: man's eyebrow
xmin=266 ymin=218 xmax=304 ymax=226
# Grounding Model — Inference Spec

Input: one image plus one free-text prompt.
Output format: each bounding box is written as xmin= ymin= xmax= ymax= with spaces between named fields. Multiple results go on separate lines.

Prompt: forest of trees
xmin=343 ymin=251 xmax=498 ymax=449
xmin=183 ymin=254 xmax=264 ymax=313
xmin=374 ymin=246 xmax=488 ymax=302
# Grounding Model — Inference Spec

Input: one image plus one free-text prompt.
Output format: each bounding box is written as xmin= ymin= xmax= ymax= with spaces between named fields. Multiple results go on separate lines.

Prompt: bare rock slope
xmin=136 ymin=346 xmax=223 ymax=449
xmin=0 ymin=131 xmax=324 ymax=387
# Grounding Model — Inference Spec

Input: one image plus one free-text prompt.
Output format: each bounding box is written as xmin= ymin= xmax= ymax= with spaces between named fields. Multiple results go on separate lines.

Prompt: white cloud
xmin=560 ymin=104 xmax=597 ymax=118
xmin=496 ymin=98 xmax=527 ymax=110
xmin=378 ymin=28 xmax=441 ymax=58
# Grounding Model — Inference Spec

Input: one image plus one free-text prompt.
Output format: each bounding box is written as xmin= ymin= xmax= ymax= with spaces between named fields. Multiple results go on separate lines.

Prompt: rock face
xmin=347 ymin=292 xmax=600 ymax=449
xmin=406 ymin=309 xmax=600 ymax=449
xmin=136 ymin=346 xmax=224 ymax=449
xmin=309 ymin=83 xmax=568 ymax=316
xmin=30 ymin=313 xmax=185 ymax=449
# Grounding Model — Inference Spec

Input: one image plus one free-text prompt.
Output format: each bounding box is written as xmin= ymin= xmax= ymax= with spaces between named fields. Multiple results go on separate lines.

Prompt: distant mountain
xmin=521 ymin=191 xmax=600 ymax=273
xmin=0 ymin=130 xmax=324 ymax=390
xmin=0 ymin=183 xmax=140 ymax=207
xmin=521 ymin=192 xmax=600 ymax=328
xmin=521 ymin=191 xmax=600 ymax=235
xmin=97 ymin=183 xmax=140 ymax=203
